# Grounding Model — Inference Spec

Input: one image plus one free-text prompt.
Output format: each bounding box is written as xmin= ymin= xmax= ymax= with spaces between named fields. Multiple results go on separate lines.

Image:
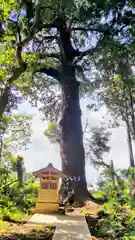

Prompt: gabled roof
xmin=33 ymin=163 xmax=66 ymax=177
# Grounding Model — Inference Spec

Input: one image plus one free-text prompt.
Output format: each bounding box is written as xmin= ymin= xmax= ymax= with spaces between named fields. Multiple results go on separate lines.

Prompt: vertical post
xmin=110 ymin=160 xmax=115 ymax=188
xmin=126 ymin=124 xmax=135 ymax=167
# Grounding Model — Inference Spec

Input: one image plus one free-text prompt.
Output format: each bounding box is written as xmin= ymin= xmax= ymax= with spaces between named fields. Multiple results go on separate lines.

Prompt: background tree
xmin=0 ymin=114 xmax=32 ymax=165
xmin=85 ymin=126 xmax=111 ymax=166
xmin=100 ymin=69 xmax=135 ymax=167
xmin=16 ymin=155 xmax=24 ymax=186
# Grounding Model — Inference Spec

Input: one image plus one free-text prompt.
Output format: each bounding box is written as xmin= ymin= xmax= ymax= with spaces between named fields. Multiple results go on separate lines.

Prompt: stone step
xmin=26 ymin=214 xmax=92 ymax=240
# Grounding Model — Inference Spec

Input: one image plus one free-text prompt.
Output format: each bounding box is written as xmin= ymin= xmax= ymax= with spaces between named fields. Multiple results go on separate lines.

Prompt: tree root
xmin=62 ymin=189 xmax=108 ymax=207
xmin=87 ymin=191 xmax=108 ymax=205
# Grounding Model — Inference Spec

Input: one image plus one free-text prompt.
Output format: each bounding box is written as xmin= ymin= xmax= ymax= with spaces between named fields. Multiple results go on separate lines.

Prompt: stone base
xmin=35 ymin=202 xmax=59 ymax=213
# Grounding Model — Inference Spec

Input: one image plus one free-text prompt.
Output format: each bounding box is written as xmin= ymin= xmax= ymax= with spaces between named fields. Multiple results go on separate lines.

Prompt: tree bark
xmin=126 ymin=121 xmax=135 ymax=167
xmin=129 ymin=88 xmax=135 ymax=138
xmin=59 ymin=71 xmax=89 ymax=203
xmin=58 ymin=68 xmax=108 ymax=205
xmin=57 ymin=18 xmax=87 ymax=202
xmin=54 ymin=17 xmax=108 ymax=205
xmin=122 ymin=82 xmax=135 ymax=167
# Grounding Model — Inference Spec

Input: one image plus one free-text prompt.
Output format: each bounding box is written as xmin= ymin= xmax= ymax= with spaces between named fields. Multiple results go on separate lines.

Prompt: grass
xmin=92 ymin=192 xmax=106 ymax=198
xmin=1 ymin=211 xmax=31 ymax=225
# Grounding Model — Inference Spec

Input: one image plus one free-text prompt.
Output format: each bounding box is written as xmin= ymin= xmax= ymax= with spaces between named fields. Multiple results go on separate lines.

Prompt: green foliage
xmin=2 ymin=114 xmax=32 ymax=149
xmin=44 ymin=121 xmax=60 ymax=143
xmin=44 ymin=121 xmax=56 ymax=136
xmin=91 ymin=168 xmax=135 ymax=239
xmin=12 ymin=0 xmax=135 ymax=121
xmin=0 ymin=165 xmax=39 ymax=221
xmin=16 ymin=155 xmax=24 ymax=186
xmin=103 ymin=70 xmax=135 ymax=134
xmin=85 ymin=125 xmax=111 ymax=165
xmin=0 ymin=113 xmax=32 ymax=168
xmin=0 ymin=134 xmax=38 ymax=221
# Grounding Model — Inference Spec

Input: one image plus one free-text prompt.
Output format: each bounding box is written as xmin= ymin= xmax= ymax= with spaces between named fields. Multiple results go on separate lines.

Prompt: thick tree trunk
xmin=126 ymin=123 xmax=135 ymax=167
xmin=55 ymin=17 xmax=108 ymax=205
xmin=59 ymin=74 xmax=89 ymax=203
xmin=129 ymin=88 xmax=135 ymax=138
xmin=58 ymin=65 xmax=108 ymax=205
xmin=57 ymin=18 xmax=88 ymax=203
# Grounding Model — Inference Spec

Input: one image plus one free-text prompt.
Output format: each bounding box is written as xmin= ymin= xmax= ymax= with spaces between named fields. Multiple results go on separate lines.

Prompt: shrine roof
xmin=33 ymin=163 xmax=66 ymax=177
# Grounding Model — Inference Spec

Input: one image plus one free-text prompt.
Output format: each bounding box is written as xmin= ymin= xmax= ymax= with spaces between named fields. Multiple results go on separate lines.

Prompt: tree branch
xmin=73 ymin=24 xmax=128 ymax=61
xmin=37 ymin=67 xmax=61 ymax=81
xmin=43 ymin=36 xmax=58 ymax=40
xmin=0 ymin=8 xmax=55 ymax=118
xmin=16 ymin=42 xmax=26 ymax=68
xmin=83 ymin=119 xmax=88 ymax=135
xmin=55 ymin=16 xmax=78 ymax=62
xmin=39 ymin=52 xmax=60 ymax=59
xmin=0 ymin=33 xmax=26 ymax=118
xmin=74 ymin=43 xmax=102 ymax=63
xmin=92 ymin=160 xmax=110 ymax=169
xmin=72 ymin=27 xmax=106 ymax=32
xmin=76 ymin=45 xmax=100 ymax=58
xmin=26 ymin=52 xmax=60 ymax=60
xmin=72 ymin=22 xmax=128 ymax=35
xmin=88 ymin=191 xmax=108 ymax=204
xmin=92 ymin=160 xmax=122 ymax=185
xmin=2 ymin=179 xmax=18 ymax=190
xmin=0 ymin=65 xmax=26 ymax=118
xmin=20 ymin=23 xmax=54 ymax=49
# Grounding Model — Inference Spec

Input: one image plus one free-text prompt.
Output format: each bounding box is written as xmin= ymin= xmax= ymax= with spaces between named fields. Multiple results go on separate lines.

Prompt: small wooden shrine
xmin=33 ymin=163 xmax=66 ymax=213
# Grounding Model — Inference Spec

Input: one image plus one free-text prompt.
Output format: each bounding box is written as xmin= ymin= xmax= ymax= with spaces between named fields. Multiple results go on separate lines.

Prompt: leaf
xmin=48 ymin=121 xmax=56 ymax=130
xmin=4 ymin=138 xmax=17 ymax=145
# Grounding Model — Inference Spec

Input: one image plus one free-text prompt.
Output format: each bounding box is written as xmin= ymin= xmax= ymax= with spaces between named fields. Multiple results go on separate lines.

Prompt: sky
xmin=16 ymin=99 xmax=131 ymax=185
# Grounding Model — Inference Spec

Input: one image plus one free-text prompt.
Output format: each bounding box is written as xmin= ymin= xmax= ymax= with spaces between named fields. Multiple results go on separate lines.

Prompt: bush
xmin=0 ymin=167 xmax=39 ymax=221
xmin=88 ymin=168 xmax=135 ymax=239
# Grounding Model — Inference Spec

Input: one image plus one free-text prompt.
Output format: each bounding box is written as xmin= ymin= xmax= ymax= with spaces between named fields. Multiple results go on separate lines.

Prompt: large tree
xmin=1 ymin=0 xmax=135 ymax=203
xmin=99 ymin=66 xmax=135 ymax=167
